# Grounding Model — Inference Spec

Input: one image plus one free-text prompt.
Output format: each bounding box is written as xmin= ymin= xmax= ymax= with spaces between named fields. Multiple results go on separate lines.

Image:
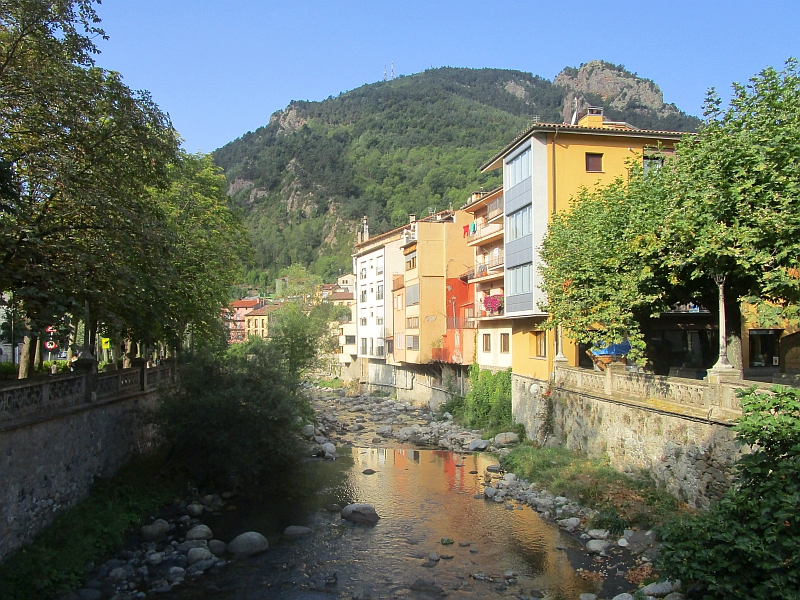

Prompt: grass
xmin=314 ymin=377 xmax=344 ymax=389
xmin=502 ymin=443 xmax=686 ymax=530
xmin=0 ymin=454 xmax=182 ymax=600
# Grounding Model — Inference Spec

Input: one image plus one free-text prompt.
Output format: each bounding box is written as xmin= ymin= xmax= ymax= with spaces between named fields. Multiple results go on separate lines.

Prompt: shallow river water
xmin=173 ymin=447 xmax=597 ymax=599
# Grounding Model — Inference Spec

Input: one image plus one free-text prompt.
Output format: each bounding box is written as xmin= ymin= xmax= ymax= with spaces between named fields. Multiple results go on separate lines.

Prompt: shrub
xmin=0 ymin=361 xmax=18 ymax=380
xmin=658 ymin=386 xmax=800 ymax=599
xmin=155 ymin=336 xmax=313 ymax=491
xmin=462 ymin=365 xmax=516 ymax=434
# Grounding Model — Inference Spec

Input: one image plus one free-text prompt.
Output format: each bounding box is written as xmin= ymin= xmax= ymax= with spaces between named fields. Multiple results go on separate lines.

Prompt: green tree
xmin=658 ymin=386 xmax=800 ymax=599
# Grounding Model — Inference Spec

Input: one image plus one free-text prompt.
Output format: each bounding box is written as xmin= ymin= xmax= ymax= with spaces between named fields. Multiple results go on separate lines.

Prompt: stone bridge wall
xmin=511 ymin=366 xmax=766 ymax=509
xmin=0 ymin=365 xmax=173 ymax=561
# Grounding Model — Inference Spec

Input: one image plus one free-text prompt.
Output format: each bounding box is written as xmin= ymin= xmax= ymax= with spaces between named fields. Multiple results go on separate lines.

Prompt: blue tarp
xmin=591 ymin=340 xmax=631 ymax=356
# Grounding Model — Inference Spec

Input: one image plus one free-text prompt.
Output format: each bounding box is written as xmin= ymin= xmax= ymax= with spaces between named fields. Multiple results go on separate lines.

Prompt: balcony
xmin=446 ymin=317 xmax=476 ymax=330
xmin=467 ymin=222 xmax=503 ymax=246
xmin=486 ymin=196 xmax=504 ymax=221
xmin=393 ymin=273 xmax=405 ymax=291
xmin=431 ymin=347 xmax=449 ymax=362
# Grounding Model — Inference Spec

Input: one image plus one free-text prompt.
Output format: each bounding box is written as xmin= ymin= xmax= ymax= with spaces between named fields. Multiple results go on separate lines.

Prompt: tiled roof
xmin=328 ymin=291 xmax=354 ymax=301
xmin=230 ymin=299 xmax=260 ymax=309
xmin=245 ymin=304 xmax=281 ymax=317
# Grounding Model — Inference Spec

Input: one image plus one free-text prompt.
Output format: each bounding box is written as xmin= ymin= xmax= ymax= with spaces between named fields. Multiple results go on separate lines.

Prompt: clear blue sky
xmin=93 ymin=0 xmax=799 ymax=153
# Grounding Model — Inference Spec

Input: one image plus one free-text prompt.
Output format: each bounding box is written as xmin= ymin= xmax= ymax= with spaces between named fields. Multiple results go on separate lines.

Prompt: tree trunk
xmin=726 ymin=297 xmax=744 ymax=370
xmin=34 ymin=338 xmax=42 ymax=370
xmin=17 ymin=332 xmax=36 ymax=379
xmin=123 ymin=339 xmax=135 ymax=369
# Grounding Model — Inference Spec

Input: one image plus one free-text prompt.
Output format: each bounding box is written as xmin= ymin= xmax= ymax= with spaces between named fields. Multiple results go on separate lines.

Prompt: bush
xmin=461 ymin=365 xmax=515 ymax=434
xmin=155 ymin=336 xmax=313 ymax=491
xmin=0 ymin=361 xmax=17 ymax=380
xmin=658 ymin=386 xmax=800 ymax=599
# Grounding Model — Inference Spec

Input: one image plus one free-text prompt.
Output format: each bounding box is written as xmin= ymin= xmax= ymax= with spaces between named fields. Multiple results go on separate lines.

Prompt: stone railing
xmin=0 ymin=363 xmax=174 ymax=426
xmin=554 ymin=364 xmax=771 ymax=422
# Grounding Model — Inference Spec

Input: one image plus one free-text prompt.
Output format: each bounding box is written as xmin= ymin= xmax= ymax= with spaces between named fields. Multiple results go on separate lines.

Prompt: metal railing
xmin=475 ymin=249 xmax=504 ymax=274
xmin=486 ymin=196 xmax=504 ymax=220
xmin=446 ymin=317 xmax=476 ymax=329
xmin=467 ymin=221 xmax=503 ymax=241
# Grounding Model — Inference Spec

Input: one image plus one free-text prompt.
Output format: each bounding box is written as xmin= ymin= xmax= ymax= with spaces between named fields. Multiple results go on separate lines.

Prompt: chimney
xmin=409 ymin=214 xmax=416 ymax=223
xmin=361 ymin=215 xmax=369 ymax=242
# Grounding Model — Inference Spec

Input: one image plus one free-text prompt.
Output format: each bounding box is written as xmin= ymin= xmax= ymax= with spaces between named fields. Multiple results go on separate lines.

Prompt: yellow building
xmin=480 ymin=107 xmax=683 ymax=382
xmin=244 ymin=304 xmax=281 ymax=339
xmin=393 ymin=211 xmax=474 ymax=366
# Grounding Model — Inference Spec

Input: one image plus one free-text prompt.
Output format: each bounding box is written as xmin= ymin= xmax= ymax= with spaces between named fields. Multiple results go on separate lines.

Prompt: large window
xmin=531 ymin=330 xmax=547 ymax=358
xmin=507 ymin=205 xmax=532 ymax=241
xmin=405 ymin=283 xmax=420 ymax=306
xmin=376 ymin=284 xmax=384 ymax=300
xmin=406 ymin=316 xmax=419 ymax=329
xmin=405 ymin=251 xmax=417 ymax=271
xmin=500 ymin=333 xmax=510 ymax=353
xmin=345 ymin=335 xmax=356 ymax=344
xmin=360 ymin=288 xmax=367 ymax=303
xmin=360 ymin=338 xmax=367 ymax=355
xmin=506 ymin=147 xmax=531 ymax=188
xmin=482 ymin=333 xmax=491 ymax=353
xmin=508 ymin=263 xmax=533 ymax=295
xmin=406 ymin=335 xmax=420 ymax=351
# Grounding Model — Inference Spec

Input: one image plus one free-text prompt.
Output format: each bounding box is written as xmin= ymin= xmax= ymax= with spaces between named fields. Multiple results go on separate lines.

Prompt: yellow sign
xmin=101 ymin=337 xmax=111 ymax=350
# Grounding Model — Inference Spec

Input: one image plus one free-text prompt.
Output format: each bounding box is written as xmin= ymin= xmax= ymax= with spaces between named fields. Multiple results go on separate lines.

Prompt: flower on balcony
xmin=483 ymin=294 xmax=504 ymax=314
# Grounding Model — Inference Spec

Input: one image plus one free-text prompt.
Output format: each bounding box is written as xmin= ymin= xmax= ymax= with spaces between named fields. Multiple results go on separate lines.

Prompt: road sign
xmin=101 ymin=338 xmax=111 ymax=350
xmin=44 ymin=340 xmax=57 ymax=350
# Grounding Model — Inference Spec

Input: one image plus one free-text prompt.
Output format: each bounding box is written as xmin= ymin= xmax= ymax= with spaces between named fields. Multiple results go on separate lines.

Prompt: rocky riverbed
xmin=59 ymin=386 xmax=684 ymax=600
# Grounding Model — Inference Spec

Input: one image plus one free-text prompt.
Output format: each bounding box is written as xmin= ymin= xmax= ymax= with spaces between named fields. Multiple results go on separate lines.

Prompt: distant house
xmin=226 ymin=298 xmax=263 ymax=343
xmin=243 ymin=304 xmax=281 ymax=340
xmin=327 ymin=291 xmax=355 ymax=308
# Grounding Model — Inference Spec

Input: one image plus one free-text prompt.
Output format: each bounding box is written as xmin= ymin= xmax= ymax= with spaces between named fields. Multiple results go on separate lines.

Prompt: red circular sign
xmin=44 ymin=341 xmax=57 ymax=350
xmin=45 ymin=325 xmax=57 ymax=333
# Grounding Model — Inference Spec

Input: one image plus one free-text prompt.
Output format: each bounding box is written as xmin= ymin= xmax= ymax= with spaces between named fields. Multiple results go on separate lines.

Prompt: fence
xmin=0 ymin=363 xmax=174 ymax=426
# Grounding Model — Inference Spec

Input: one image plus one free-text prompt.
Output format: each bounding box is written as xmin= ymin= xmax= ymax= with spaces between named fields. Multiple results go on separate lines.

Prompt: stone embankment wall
xmin=0 ymin=366 xmax=171 ymax=561
xmin=512 ymin=367 xmax=759 ymax=509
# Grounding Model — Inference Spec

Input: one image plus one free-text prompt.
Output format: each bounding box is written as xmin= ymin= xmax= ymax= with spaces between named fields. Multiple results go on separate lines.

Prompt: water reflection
xmin=178 ymin=448 xmax=593 ymax=599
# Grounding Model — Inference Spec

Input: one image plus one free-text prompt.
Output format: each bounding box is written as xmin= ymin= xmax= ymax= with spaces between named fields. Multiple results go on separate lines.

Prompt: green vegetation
xmin=540 ymin=60 xmax=800 ymax=366
xmin=0 ymin=456 xmax=180 ymax=600
xmin=441 ymin=366 xmax=521 ymax=436
xmin=502 ymin=444 xmax=681 ymax=530
xmin=214 ymin=67 xmax=700 ymax=288
xmin=658 ymin=386 xmax=800 ymax=599
xmin=315 ymin=377 xmax=344 ymax=389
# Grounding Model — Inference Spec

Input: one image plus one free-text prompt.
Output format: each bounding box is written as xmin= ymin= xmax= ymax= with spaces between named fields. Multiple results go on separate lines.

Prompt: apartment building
xmin=243 ymin=304 xmax=281 ymax=339
xmin=226 ymin=298 xmax=263 ymax=343
xmin=461 ymin=186 xmax=512 ymax=371
xmin=480 ymin=107 xmax=683 ymax=382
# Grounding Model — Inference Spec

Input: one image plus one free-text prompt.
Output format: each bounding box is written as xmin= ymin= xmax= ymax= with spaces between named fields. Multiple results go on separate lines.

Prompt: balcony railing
xmin=446 ymin=317 xmax=476 ymax=329
xmin=475 ymin=249 xmax=504 ymax=275
xmin=393 ymin=273 xmax=405 ymax=290
xmin=475 ymin=303 xmax=505 ymax=318
xmin=467 ymin=221 xmax=503 ymax=242
xmin=486 ymin=196 xmax=504 ymax=220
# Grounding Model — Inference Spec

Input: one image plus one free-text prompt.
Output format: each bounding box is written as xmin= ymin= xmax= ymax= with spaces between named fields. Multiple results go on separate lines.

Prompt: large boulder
xmin=641 ymin=580 xmax=681 ymax=596
xmin=341 ymin=503 xmax=380 ymax=525
xmin=300 ymin=424 xmax=316 ymax=438
xmin=186 ymin=502 xmax=204 ymax=517
xmin=141 ymin=519 xmax=170 ymax=542
xmin=187 ymin=547 xmax=213 ymax=565
xmin=186 ymin=524 xmax=213 ymax=540
xmin=227 ymin=531 xmax=269 ymax=556
xmin=494 ymin=432 xmax=520 ymax=447
xmin=468 ymin=439 xmax=491 ymax=452
xmin=586 ymin=539 xmax=611 ymax=554
xmin=283 ymin=525 xmax=313 ymax=537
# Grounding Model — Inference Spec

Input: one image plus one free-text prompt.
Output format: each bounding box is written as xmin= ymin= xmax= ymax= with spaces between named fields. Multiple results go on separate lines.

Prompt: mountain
xmin=213 ymin=63 xmax=701 ymax=290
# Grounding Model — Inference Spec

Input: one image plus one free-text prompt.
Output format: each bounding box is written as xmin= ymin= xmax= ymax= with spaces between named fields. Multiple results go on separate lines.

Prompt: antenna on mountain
xmin=383 ymin=65 xmax=387 ymax=82
xmin=391 ymin=61 xmax=394 ymax=80
xmin=532 ymin=115 xmax=540 ymax=123
xmin=570 ymin=97 xmax=578 ymax=125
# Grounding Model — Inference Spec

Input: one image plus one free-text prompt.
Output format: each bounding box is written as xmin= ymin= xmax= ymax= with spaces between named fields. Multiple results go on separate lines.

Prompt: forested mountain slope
xmin=213 ymin=62 xmax=700 ymax=289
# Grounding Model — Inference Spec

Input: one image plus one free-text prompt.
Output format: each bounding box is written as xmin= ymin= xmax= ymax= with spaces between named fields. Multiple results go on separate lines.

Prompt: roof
xmin=480 ymin=121 xmax=688 ymax=172
xmin=244 ymin=304 xmax=281 ymax=317
xmin=328 ymin=291 xmax=354 ymax=301
xmin=353 ymin=222 xmax=407 ymax=253
xmin=230 ymin=299 xmax=260 ymax=309
xmin=461 ymin=185 xmax=504 ymax=213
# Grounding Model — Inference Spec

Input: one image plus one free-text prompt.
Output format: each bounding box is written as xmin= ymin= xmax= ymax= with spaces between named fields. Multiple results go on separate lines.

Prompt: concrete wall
xmin=512 ymin=372 xmax=744 ymax=509
xmin=0 ymin=391 xmax=160 ymax=561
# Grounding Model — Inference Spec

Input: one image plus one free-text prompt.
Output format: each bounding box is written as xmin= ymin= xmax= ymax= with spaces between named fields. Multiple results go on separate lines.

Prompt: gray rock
xmin=176 ymin=539 xmax=208 ymax=552
xmin=617 ymin=537 xmax=629 ymax=547
xmin=208 ymin=539 xmax=227 ymax=556
xmin=301 ymin=424 xmax=316 ymax=438
xmin=109 ymin=566 xmax=128 ymax=581
xmin=341 ymin=503 xmax=380 ymax=525
xmin=494 ymin=432 xmax=520 ymax=447
xmin=186 ymin=558 xmax=216 ymax=575
xmin=557 ymin=517 xmax=581 ymax=529
xmin=228 ymin=531 xmax=269 ymax=556
xmin=141 ymin=519 xmax=170 ymax=542
xmin=587 ymin=528 xmax=610 ymax=540
xmin=321 ymin=442 xmax=336 ymax=456
xmin=77 ymin=590 xmax=102 ymax=600
xmin=586 ymin=539 xmax=611 ymax=554
xmin=186 ymin=524 xmax=213 ymax=540
xmin=376 ymin=425 xmax=393 ymax=436
xmin=502 ymin=472 xmax=517 ymax=483
xmin=663 ymin=593 xmax=686 ymax=600
xmin=186 ymin=502 xmax=204 ymax=517
xmin=641 ymin=580 xmax=681 ymax=596
xmin=611 ymin=595 xmax=634 ymax=600
xmin=145 ymin=552 xmax=163 ymax=566
xmin=187 ymin=547 xmax=212 ymax=565
xmin=166 ymin=566 xmax=185 ymax=583
xmin=283 ymin=525 xmax=313 ymax=537
xmin=579 ymin=594 xmax=598 ymax=600
xmin=483 ymin=487 xmax=498 ymax=499
xmin=409 ymin=578 xmax=444 ymax=595
xmin=486 ymin=464 xmax=503 ymax=473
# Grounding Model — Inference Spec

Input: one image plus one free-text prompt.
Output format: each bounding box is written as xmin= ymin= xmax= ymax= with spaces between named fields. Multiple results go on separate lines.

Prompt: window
xmin=531 ymin=331 xmax=547 ymax=358
xmin=345 ymin=335 xmax=355 ymax=345
xmin=369 ymin=339 xmax=374 ymax=355
xmin=406 ymin=284 xmax=420 ymax=306
xmin=507 ymin=205 xmax=532 ymax=241
xmin=406 ymin=316 xmax=419 ymax=329
xmin=377 ymin=284 xmax=384 ymax=300
xmin=386 ymin=340 xmax=393 ymax=354
xmin=376 ymin=339 xmax=385 ymax=357
xmin=359 ymin=317 xmax=367 ymax=326
xmin=500 ymin=333 xmax=510 ymax=353
xmin=396 ymin=295 xmax=403 ymax=310
xmin=406 ymin=335 xmax=420 ymax=351
xmin=405 ymin=251 xmax=417 ymax=271
xmin=396 ymin=333 xmax=405 ymax=349
xmin=586 ymin=153 xmax=603 ymax=172
xmin=360 ymin=288 xmax=367 ymax=303
xmin=360 ymin=265 xmax=367 ymax=279
xmin=506 ymin=147 xmax=531 ymax=188
xmin=376 ymin=260 xmax=384 ymax=275
xmin=508 ymin=263 xmax=533 ymax=295
xmin=369 ymin=259 xmax=373 ymax=270
xmin=377 ymin=316 xmax=384 ymax=325
xmin=360 ymin=338 xmax=367 ymax=355
xmin=483 ymin=333 xmax=491 ymax=353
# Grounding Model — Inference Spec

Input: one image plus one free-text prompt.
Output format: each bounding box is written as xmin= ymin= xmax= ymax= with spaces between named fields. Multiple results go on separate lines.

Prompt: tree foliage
xmin=658 ymin=386 xmax=800 ymax=599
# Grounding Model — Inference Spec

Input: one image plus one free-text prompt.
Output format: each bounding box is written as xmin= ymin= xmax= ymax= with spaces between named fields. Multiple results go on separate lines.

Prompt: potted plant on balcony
xmin=483 ymin=294 xmax=504 ymax=315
